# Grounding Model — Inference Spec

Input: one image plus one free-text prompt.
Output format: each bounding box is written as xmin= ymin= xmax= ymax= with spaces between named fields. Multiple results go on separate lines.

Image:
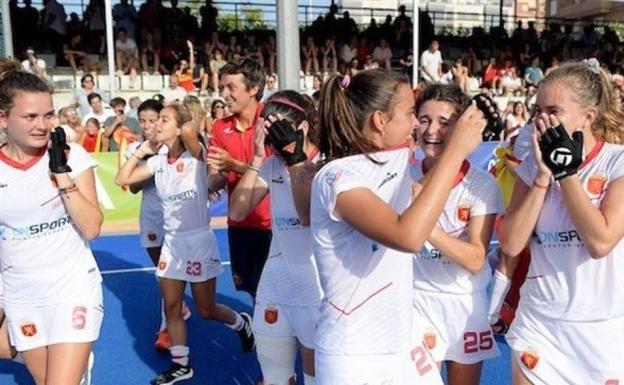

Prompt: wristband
xmin=247 ymin=163 xmax=260 ymax=173
xmin=58 ymin=183 xmax=78 ymax=195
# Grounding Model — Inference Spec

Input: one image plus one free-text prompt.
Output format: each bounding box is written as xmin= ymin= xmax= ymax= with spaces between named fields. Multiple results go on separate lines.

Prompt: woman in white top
xmin=310 ymin=69 xmax=486 ymax=384
xmin=501 ymin=60 xmax=624 ymax=385
xmin=504 ymin=101 xmax=528 ymax=141
xmin=0 ymin=70 xmax=103 ymax=385
xmin=230 ymin=91 xmax=322 ymax=385
xmin=412 ymin=84 xmax=503 ymax=385
xmin=115 ymin=103 xmax=254 ymax=385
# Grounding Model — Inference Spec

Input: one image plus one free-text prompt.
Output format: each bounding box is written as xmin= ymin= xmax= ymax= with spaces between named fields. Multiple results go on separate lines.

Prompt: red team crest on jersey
xmin=586 ymin=174 xmax=606 ymax=196
xmin=20 ymin=321 xmax=37 ymax=337
xmin=457 ymin=202 xmax=471 ymax=222
xmin=176 ymin=162 xmax=184 ymax=173
xmin=264 ymin=306 xmax=278 ymax=324
xmin=520 ymin=350 xmax=539 ymax=370
xmin=147 ymin=232 xmax=157 ymax=241
xmin=424 ymin=329 xmax=437 ymax=350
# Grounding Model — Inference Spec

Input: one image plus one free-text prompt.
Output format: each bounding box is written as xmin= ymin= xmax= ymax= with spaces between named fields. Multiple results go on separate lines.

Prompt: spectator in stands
xmin=66 ymin=11 xmax=83 ymax=37
xmin=544 ymin=56 xmax=561 ymax=76
xmin=115 ymin=28 xmax=139 ymax=88
xmin=57 ymin=105 xmax=83 ymax=142
xmin=63 ymin=34 xmax=92 ymax=74
xmin=127 ymin=96 xmax=142 ymax=120
xmin=356 ymin=36 xmax=371 ymax=65
xmin=83 ymin=93 xmax=115 ymax=126
xmin=207 ymin=59 xmax=271 ymax=300
xmin=204 ymin=98 xmax=227 ymax=139
xmin=102 ymin=97 xmax=141 ymax=152
xmin=307 ymin=73 xmax=323 ymax=96
xmin=204 ymin=32 xmax=226 ymax=63
xmin=43 ymin=0 xmax=67 ymax=60
xmin=209 ymin=48 xmax=227 ymax=96
xmin=524 ymin=56 xmax=544 ymax=87
xmin=244 ymin=34 xmax=264 ymax=68
xmin=303 ymin=36 xmax=320 ymax=75
xmin=339 ymin=36 xmax=358 ymax=72
xmin=372 ymin=38 xmax=393 ymax=70
xmin=84 ymin=0 xmax=106 ymax=54
xmin=176 ymin=41 xmax=198 ymax=93
xmin=226 ymin=35 xmax=242 ymax=63
xmin=138 ymin=0 xmax=164 ymax=53
xmin=439 ymin=62 xmax=453 ymax=85
xmin=140 ymin=29 xmax=161 ymax=75
xmin=199 ymin=0 xmax=218 ymax=40
xmin=79 ymin=117 xmax=103 ymax=152
xmin=611 ymin=65 xmax=624 ymax=90
xmin=501 ymin=67 xmax=524 ymax=96
xmin=15 ymin=0 xmax=40 ymax=53
xmin=21 ymin=48 xmax=48 ymax=80
xmin=364 ymin=55 xmax=379 ymax=70
xmin=74 ymin=74 xmax=102 ymax=118
xmin=161 ymin=74 xmax=188 ymax=103
xmin=321 ymin=38 xmax=338 ymax=74
xmin=421 ymin=40 xmax=443 ymax=84
xmin=182 ymin=95 xmax=210 ymax=140
xmin=113 ymin=0 xmax=138 ymax=40
xmin=264 ymin=35 xmax=277 ymax=75
xmin=451 ymin=57 xmax=470 ymax=95
xmin=261 ymin=73 xmax=278 ymax=102
xmin=482 ymin=57 xmax=500 ymax=91
xmin=503 ymin=101 xmax=527 ymax=141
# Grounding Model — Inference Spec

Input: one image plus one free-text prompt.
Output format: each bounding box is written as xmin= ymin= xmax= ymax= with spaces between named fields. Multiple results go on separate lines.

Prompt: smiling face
xmin=0 ymin=91 xmax=54 ymax=151
xmin=220 ymin=73 xmax=257 ymax=114
xmin=379 ymin=83 xmax=418 ymax=148
xmin=138 ymin=109 xmax=159 ymax=141
xmin=416 ymin=99 xmax=458 ymax=160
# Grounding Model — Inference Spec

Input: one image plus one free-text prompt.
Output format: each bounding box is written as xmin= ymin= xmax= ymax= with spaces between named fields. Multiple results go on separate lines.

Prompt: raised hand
xmin=48 ymin=126 xmax=72 ymax=174
xmin=535 ymin=113 xmax=583 ymax=180
xmin=265 ymin=114 xmax=307 ymax=167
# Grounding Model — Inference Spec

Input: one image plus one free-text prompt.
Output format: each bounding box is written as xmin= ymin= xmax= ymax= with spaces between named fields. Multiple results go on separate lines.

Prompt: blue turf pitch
xmin=0 ymin=231 xmax=512 ymax=384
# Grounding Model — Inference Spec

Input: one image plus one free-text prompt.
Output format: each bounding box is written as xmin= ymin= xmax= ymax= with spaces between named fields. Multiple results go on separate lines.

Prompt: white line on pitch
xmin=101 ymin=261 xmax=231 ymax=275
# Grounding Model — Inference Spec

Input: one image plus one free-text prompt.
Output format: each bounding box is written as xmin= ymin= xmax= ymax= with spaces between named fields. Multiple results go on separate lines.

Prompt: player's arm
xmin=115 ymin=141 xmax=158 ymax=186
xmin=229 ymin=156 xmax=269 ymax=222
xmin=559 ymin=175 xmax=624 ymax=258
xmin=180 ymin=120 xmax=202 ymax=160
xmin=287 ymin=160 xmax=318 ymax=227
xmin=428 ymin=214 xmax=496 ymax=274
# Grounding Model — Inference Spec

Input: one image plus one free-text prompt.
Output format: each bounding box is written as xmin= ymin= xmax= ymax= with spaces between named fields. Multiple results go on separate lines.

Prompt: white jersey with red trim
xmin=255 ymin=154 xmax=323 ymax=306
xmin=0 ymin=143 xmax=102 ymax=307
xmin=311 ymin=147 xmax=413 ymax=355
xmin=146 ymin=147 xmax=210 ymax=233
xmin=411 ymin=161 xmax=504 ymax=294
xmin=516 ymin=142 xmax=624 ymax=321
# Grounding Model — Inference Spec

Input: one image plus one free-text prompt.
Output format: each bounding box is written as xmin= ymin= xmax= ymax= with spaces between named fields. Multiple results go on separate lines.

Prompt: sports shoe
xmin=237 ymin=312 xmax=255 ymax=352
xmin=150 ymin=362 xmax=193 ymax=385
xmin=155 ymin=330 xmax=171 ymax=352
xmin=79 ymin=351 xmax=94 ymax=385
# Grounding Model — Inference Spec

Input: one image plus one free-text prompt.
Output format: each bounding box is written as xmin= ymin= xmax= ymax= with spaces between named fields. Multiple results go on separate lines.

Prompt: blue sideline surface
xmin=0 ymin=230 xmax=511 ymax=384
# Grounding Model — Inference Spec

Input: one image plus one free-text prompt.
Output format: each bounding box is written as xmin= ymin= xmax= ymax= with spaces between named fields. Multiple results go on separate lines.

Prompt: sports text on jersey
xmin=165 ymin=189 xmax=198 ymax=203
xmin=533 ymin=229 xmax=584 ymax=248
xmin=273 ymin=216 xmax=302 ymax=230
xmin=0 ymin=216 xmax=72 ymax=241
xmin=415 ymin=248 xmax=452 ymax=264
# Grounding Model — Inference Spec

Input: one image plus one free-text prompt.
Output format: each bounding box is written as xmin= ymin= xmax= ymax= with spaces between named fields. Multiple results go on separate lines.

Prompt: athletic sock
xmin=225 ymin=312 xmax=244 ymax=331
xmin=159 ymin=299 xmax=167 ymax=331
xmin=170 ymin=345 xmax=190 ymax=366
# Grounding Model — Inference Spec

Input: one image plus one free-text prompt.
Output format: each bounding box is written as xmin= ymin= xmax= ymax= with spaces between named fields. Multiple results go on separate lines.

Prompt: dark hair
xmin=318 ymin=69 xmax=409 ymax=161
xmin=137 ymin=99 xmax=163 ymax=115
xmin=263 ymin=90 xmax=319 ymax=146
xmin=415 ymin=84 xmax=468 ymax=115
xmin=220 ymin=59 xmax=266 ymax=101
xmin=110 ymin=97 xmax=126 ymax=108
xmin=80 ymin=74 xmax=94 ymax=85
xmin=210 ymin=98 xmax=225 ymax=113
xmin=87 ymin=93 xmax=102 ymax=104
xmin=0 ymin=71 xmax=52 ymax=113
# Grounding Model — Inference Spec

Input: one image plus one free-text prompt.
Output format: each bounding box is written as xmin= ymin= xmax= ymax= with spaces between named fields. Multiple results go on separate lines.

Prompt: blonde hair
xmin=182 ymin=96 xmax=207 ymax=128
xmin=541 ymin=62 xmax=624 ymax=144
xmin=164 ymin=102 xmax=193 ymax=127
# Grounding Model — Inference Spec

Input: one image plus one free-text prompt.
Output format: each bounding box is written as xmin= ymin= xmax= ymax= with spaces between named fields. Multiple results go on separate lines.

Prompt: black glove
xmin=266 ymin=119 xmax=307 ymax=166
xmin=48 ymin=127 xmax=72 ymax=174
xmin=472 ymin=94 xmax=503 ymax=141
xmin=538 ymin=124 xmax=583 ymax=180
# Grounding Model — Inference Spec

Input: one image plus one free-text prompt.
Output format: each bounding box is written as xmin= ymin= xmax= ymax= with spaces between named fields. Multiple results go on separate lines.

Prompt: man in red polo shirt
xmin=208 ymin=59 xmax=271 ymax=299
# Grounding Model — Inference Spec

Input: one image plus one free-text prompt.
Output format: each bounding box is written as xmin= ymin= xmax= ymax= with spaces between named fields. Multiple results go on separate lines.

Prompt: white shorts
xmin=315 ymin=340 xmax=443 ymax=385
xmin=5 ymin=284 xmax=103 ymax=352
xmin=507 ymin=309 xmax=624 ymax=385
xmin=157 ymin=228 xmax=223 ymax=283
xmin=139 ymin=208 xmax=164 ymax=248
xmin=412 ymin=289 xmax=500 ymax=364
xmin=253 ymin=301 xmax=320 ymax=349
